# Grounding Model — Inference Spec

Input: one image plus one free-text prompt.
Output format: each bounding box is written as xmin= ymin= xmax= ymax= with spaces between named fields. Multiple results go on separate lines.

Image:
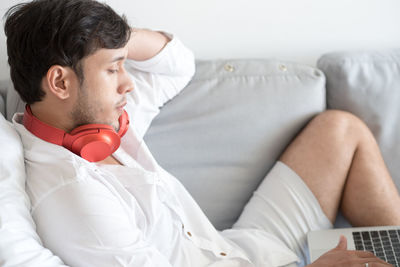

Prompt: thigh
xmin=233 ymin=161 xmax=332 ymax=265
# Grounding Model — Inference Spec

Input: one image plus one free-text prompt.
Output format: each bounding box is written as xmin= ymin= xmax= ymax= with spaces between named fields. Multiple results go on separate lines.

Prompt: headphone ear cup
xmin=117 ymin=110 xmax=130 ymax=137
xmin=64 ymin=127 xmax=121 ymax=162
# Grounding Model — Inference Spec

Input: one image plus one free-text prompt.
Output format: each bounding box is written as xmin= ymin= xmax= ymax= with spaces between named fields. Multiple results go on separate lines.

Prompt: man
xmin=4 ymin=0 xmax=399 ymax=266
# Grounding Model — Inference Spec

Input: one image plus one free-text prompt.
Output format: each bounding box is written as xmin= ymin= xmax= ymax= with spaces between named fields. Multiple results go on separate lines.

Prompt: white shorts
xmin=234 ymin=161 xmax=333 ymax=266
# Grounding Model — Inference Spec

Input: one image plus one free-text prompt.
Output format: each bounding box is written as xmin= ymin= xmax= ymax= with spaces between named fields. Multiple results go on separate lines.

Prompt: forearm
xmin=127 ymin=28 xmax=170 ymax=61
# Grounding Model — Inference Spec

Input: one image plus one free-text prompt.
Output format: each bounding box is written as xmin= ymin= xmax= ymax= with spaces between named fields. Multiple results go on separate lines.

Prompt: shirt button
xmin=220 ymin=252 xmax=227 ymax=256
xmin=187 ymin=231 xmax=192 ymax=237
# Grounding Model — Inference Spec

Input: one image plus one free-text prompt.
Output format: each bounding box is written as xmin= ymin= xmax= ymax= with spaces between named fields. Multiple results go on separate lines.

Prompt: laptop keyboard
xmin=353 ymin=230 xmax=400 ymax=267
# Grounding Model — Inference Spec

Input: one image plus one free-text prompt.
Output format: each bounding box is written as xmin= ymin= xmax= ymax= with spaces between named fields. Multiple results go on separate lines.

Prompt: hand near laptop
xmin=307 ymin=235 xmax=394 ymax=267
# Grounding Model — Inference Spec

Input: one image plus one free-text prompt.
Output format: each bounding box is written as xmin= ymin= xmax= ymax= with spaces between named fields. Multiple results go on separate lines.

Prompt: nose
xmin=118 ymin=67 xmax=134 ymax=94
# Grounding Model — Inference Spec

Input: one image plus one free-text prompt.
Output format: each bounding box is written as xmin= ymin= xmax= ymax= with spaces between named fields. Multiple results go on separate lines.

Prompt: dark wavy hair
xmin=4 ymin=0 xmax=131 ymax=104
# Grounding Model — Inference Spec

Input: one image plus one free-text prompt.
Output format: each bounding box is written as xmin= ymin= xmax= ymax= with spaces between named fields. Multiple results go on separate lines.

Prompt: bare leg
xmin=279 ymin=110 xmax=400 ymax=226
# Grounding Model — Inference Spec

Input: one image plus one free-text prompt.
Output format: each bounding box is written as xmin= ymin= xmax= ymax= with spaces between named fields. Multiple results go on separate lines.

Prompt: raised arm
xmin=127 ymin=28 xmax=170 ymax=61
xmin=123 ymin=29 xmax=195 ymax=138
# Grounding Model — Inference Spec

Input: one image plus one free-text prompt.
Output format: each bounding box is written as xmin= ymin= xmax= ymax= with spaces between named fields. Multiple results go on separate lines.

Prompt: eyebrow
xmin=109 ymin=56 xmax=126 ymax=63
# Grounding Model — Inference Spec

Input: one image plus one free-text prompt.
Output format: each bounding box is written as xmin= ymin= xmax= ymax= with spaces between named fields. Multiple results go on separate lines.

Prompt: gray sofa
xmin=0 ymin=50 xmax=399 ymax=266
xmin=144 ymin=51 xmax=400 ymax=230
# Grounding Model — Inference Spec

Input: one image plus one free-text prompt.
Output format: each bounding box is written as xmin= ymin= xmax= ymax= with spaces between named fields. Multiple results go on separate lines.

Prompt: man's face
xmin=70 ymin=46 xmax=133 ymax=131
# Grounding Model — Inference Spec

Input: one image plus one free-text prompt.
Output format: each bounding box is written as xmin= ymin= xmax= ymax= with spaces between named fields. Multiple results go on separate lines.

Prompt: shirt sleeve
xmin=31 ymin=179 xmax=173 ymax=267
xmin=124 ymin=33 xmax=196 ymax=139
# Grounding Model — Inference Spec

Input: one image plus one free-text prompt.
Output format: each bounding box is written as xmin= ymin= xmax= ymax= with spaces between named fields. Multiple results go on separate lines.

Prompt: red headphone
xmin=22 ymin=105 xmax=129 ymax=162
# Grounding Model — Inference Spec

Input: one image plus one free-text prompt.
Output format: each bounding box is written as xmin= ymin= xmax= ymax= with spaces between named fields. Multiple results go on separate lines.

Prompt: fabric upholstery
xmin=144 ymin=59 xmax=326 ymax=230
xmin=0 ymin=79 xmax=25 ymax=120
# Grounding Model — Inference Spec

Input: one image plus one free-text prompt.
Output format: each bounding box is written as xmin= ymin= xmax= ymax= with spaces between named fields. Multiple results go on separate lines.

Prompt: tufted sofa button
xmin=279 ymin=64 xmax=287 ymax=72
xmin=224 ymin=64 xmax=235 ymax=72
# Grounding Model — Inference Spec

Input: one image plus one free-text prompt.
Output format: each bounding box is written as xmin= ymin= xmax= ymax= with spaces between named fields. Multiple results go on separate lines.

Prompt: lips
xmin=116 ymin=100 xmax=127 ymax=109
xmin=116 ymin=100 xmax=127 ymax=116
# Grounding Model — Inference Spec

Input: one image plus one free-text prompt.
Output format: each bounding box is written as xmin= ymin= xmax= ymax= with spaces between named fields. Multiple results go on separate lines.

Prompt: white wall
xmin=0 ymin=0 xmax=399 ymax=80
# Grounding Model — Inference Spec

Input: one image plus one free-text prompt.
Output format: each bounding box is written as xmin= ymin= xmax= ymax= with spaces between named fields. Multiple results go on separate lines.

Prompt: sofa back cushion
xmin=144 ymin=59 xmax=326 ymax=230
xmin=318 ymin=50 xmax=400 ymax=192
xmin=0 ymin=80 xmax=24 ymax=119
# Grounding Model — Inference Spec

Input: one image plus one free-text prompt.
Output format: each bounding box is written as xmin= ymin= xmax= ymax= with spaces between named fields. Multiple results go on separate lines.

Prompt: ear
xmin=44 ymin=65 xmax=77 ymax=100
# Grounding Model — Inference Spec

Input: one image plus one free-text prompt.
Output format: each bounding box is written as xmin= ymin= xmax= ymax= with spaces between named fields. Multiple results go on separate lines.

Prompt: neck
xmin=30 ymin=101 xmax=74 ymax=132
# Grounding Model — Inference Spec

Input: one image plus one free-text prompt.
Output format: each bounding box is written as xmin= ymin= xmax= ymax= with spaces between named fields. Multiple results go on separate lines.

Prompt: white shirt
xmin=13 ymin=36 xmax=299 ymax=267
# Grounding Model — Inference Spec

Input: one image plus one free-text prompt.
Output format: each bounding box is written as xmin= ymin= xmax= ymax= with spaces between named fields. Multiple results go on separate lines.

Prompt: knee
xmin=310 ymin=110 xmax=370 ymax=140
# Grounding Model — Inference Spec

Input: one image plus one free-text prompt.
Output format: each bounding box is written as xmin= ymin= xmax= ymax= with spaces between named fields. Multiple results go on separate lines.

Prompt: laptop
xmin=307 ymin=226 xmax=400 ymax=266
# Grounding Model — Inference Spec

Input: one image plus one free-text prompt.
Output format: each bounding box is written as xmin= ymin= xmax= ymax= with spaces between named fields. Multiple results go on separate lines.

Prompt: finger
xmin=353 ymin=250 xmax=376 ymax=258
xmin=350 ymin=250 xmax=391 ymax=265
xmin=354 ymin=257 xmax=394 ymax=266
xmin=335 ymin=235 xmax=347 ymax=250
xmin=365 ymin=262 xmax=395 ymax=267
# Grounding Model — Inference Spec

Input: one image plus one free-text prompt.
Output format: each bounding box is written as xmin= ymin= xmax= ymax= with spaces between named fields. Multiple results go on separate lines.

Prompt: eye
xmin=107 ymin=69 xmax=119 ymax=74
